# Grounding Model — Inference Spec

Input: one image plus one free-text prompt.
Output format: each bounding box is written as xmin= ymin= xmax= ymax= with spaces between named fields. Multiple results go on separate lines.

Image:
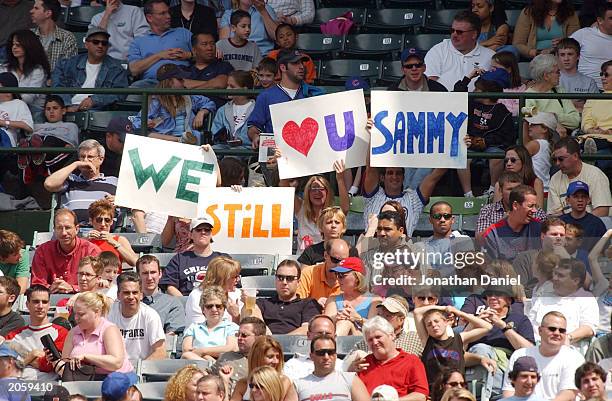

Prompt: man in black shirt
xmin=170 ymin=0 xmax=217 ymax=39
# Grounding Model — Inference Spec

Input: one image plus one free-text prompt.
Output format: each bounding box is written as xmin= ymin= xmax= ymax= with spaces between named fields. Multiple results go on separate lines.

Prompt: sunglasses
xmin=447 ymin=381 xmax=467 ymax=388
xmin=248 ymin=383 xmax=262 ymax=390
xmin=88 ymin=39 xmax=109 ymax=46
xmin=450 ymin=28 xmax=474 ymax=35
xmin=193 ymin=226 xmax=212 ymax=233
xmin=416 ymin=296 xmax=436 ymax=302
xmin=403 ymin=62 xmax=424 ymax=69
xmin=504 ymin=157 xmax=518 ymax=164
xmin=235 ymin=332 xmax=253 ymax=338
xmin=600 ymin=72 xmax=610 ymax=78
xmin=275 ymin=274 xmax=298 ymax=283
xmin=95 ymin=217 xmax=112 ymax=224
xmin=431 ymin=213 xmax=453 ymax=220
xmin=313 ymin=348 xmax=336 ymax=356
xmin=310 ymin=187 xmax=327 ymax=192
xmin=545 ymin=326 xmax=567 ymax=334
xmin=329 ymin=255 xmax=343 ymax=264
xmin=204 ymin=303 xmax=224 ymax=310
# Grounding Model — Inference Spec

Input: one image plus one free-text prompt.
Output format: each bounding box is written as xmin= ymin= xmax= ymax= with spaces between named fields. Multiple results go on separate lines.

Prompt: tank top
xmin=532 ymin=139 xmax=551 ymax=192
xmin=334 ymin=294 xmax=375 ymax=319
xmin=421 ymin=334 xmax=465 ymax=386
xmin=296 ymin=207 xmax=322 ymax=253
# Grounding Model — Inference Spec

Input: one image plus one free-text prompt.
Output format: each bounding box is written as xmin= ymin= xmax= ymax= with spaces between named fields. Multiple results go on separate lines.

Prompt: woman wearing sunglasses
xmin=430 ymin=368 xmax=468 ymax=401
xmin=87 ymin=199 xmax=138 ymax=267
xmin=182 ymin=285 xmax=239 ymax=361
xmin=247 ymin=366 xmax=284 ymax=401
xmin=492 ymin=145 xmax=545 ymax=208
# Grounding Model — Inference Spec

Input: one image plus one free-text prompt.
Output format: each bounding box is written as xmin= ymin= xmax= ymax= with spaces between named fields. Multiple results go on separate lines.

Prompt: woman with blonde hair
xmin=248 ymin=366 xmax=284 ymax=401
xmin=324 ymin=257 xmax=381 ymax=335
xmin=54 ymin=291 xmax=133 ymax=380
xmin=298 ymin=206 xmax=348 ymax=265
xmin=186 ymin=256 xmax=242 ymax=324
xmin=228 ymin=336 xmax=297 ymax=401
xmin=165 ymin=365 xmax=207 ymax=401
xmin=87 ymin=199 xmax=138 ymax=266
xmin=440 ymin=387 xmax=477 ymax=401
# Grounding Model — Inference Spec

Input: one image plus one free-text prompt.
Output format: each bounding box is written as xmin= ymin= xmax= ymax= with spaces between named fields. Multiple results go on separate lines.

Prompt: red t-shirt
xmin=358 ymin=349 xmax=429 ymax=397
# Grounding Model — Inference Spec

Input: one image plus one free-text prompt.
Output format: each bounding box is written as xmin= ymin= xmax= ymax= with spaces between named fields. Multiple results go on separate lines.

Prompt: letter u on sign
xmin=325 ymin=111 xmax=355 ymax=151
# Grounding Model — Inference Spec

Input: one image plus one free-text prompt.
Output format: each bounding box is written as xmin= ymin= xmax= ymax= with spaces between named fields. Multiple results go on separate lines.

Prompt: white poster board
xmin=370 ymin=91 xmax=469 ymax=169
xmin=270 ymin=89 xmax=369 ymax=179
xmin=115 ymin=134 xmax=218 ymax=219
xmin=196 ymin=187 xmax=294 ymax=255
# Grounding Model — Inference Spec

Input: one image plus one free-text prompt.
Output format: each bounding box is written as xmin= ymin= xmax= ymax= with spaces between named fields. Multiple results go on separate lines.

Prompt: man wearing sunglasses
xmin=51 ymin=26 xmax=128 ymax=112
xmin=295 ymin=334 xmax=370 ymax=401
xmin=387 ymin=48 xmax=447 ymax=93
xmin=502 ymin=311 xmax=585 ymax=401
xmin=249 ymin=259 xmax=319 ymax=335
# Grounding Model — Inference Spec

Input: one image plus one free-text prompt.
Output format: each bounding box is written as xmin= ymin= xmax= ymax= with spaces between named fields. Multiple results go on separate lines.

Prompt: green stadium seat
xmin=318 ymin=59 xmax=381 ymax=85
xmin=423 ymin=9 xmax=463 ymax=34
xmin=443 ymin=0 xmax=471 ymax=9
xmin=64 ymin=111 xmax=89 ymax=131
xmin=87 ymin=111 xmax=134 ymax=133
xmin=505 ymin=0 xmax=529 ymax=9
xmin=303 ymin=7 xmax=366 ymax=32
xmin=74 ymin=31 xmax=87 ymax=54
xmin=342 ymin=34 xmax=403 ymax=59
xmin=518 ymin=61 xmax=531 ymax=81
xmin=382 ymin=0 xmax=436 ymax=9
xmin=364 ymin=9 xmax=424 ymax=33
xmin=404 ymin=34 xmax=450 ymax=51
xmin=423 ymin=196 xmax=487 ymax=215
xmin=320 ymin=0 xmax=376 ymax=8
xmin=65 ymin=6 xmax=105 ymax=32
xmin=505 ymin=9 xmax=522 ymax=30
xmin=296 ymin=33 xmax=343 ymax=58
xmin=379 ymin=60 xmax=403 ymax=86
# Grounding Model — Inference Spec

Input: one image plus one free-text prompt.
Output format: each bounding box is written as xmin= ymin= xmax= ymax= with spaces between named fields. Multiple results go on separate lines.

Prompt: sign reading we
xmin=370 ymin=91 xmax=469 ymax=169
xmin=270 ymin=89 xmax=369 ymax=179
xmin=115 ymin=135 xmax=219 ymax=219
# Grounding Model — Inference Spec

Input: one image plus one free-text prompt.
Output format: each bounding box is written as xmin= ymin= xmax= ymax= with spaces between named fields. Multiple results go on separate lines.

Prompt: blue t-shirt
xmin=159 ymin=250 xmax=228 ymax=295
xmin=184 ymin=319 xmax=239 ymax=348
xmin=128 ymin=28 xmax=193 ymax=80
xmin=0 ymin=378 xmax=31 ymax=401
xmin=482 ymin=219 xmax=542 ymax=261
xmin=560 ymin=212 xmax=607 ymax=251
xmin=220 ymin=6 xmax=277 ymax=55
xmin=502 ymin=395 xmax=548 ymax=401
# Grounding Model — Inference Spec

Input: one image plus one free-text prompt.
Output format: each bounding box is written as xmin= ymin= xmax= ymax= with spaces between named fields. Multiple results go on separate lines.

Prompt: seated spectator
xmin=482 ymin=185 xmax=543 ymax=261
xmin=564 ymin=223 xmax=591 ymax=267
xmin=560 ymin=181 xmax=607 ymax=250
xmin=5 ymin=285 xmax=68 ymax=380
xmin=30 ymin=0 xmax=77 ymax=71
xmin=299 ymin=206 xmax=348 ymax=266
xmin=186 ymin=256 xmax=242 ymax=324
xmin=267 ymin=24 xmax=315 ymax=84
xmin=266 ymin=0 xmax=314 ymax=26
xmin=492 ymin=146 xmax=545 ymax=208
xmin=219 ymin=0 xmax=278 ymax=56
xmin=424 ymin=11 xmax=495 ymax=91
xmin=183 ymin=32 xmax=234 ymax=109
xmin=556 ymin=38 xmax=599 ymax=112
xmin=195 ymin=375 xmax=226 ymax=401
xmin=526 ymin=54 xmax=580 ymax=137
xmin=0 ymin=29 xmax=50 ymax=116
xmin=359 ymin=200 xmax=408 ymax=249
xmin=217 ymin=10 xmax=262 ymax=71
xmin=523 ymin=111 xmax=556 ymax=194
xmin=98 ymin=251 xmax=119 ymax=300
xmin=101 ymin=372 xmax=140 ymax=401
xmin=160 ymin=216 xmax=227 ymax=296
xmin=0 ymin=343 xmax=31 ymax=401
xmin=501 ymin=356 xmax=546 ymax=401
xmin=85 ymin=199 xmax=138 ymax=266
xmin=211 ymin=70 xmax=255 ymax=149
xmin=182 ymin=285 xmax=239 ymax=360
xmin=137 ymin=254 xmax=185 ymax=334
xmin=0 ymin=71 xmax=33 ymax=147
xmin=31 ymin=209 xmax=101 ymax=292
xmin=245 ymin=366 xmax=285 ymax=401
xmin=502 ymin=311 xmax=584 ymax=401
xmin=471 ymin=0 xmax=512 ymax=54
xmin=44 ymin=139 xmax=117 ymax=226
xmin=548 ymin=137 xmax=611 ymax=217
xmin=51 ymin=27 xmax=128 ymax=112
xmin=575 ymin=362 xmax=606 ymax=400
xmin=58 ymin=256 xmax=112 ymax=310
xmin=357 ymin=316 xmax=428 ymax=400
xmin=0 ymin=230 xmax=28 ymax=294
xmin=388 ymin=48 xmax=447 ymax=92
xmin=90 ymin=0 xmax=150 ymax=62
xmin=165 ymin=366 xmax=207 ymax=401
xmin=325 ymin=257 xmax=381 ymax=336
xmin=430 ymin=368 xmax=468 ymax=401
xmin=512 ymin=0 xmax=579 ymax=60
xmin=571 ymin=4 xmax=612 ymax=89
xmin=170 ymin=0 xmax=217 ymax=39
xmin=128 ymin=0 xmax=193 ymax=84
xmin=250 ymin=259 xmax=320 ymax=335
xmin=527 ymin=259 xmax=598 ymax=347
xmin=0 ymin=277 xmax=25 ymax=337
xmin=53 ymin=291 xmax=134 ymax=380
xmin=255 ymin=57 xmax=277 ymax=89
xmin=131 ymin=63 xmax=216 ymax=145
xmin=107 ymin=272 xmax=166 ymax=361
xmin=0 ymin=0 xmax=32 ymax=61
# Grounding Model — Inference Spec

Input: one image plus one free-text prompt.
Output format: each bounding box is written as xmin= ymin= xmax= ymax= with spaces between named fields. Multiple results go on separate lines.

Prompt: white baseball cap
xmin=372 ymin=385 xmax=399 ymax=401
xmin=525 ymin=111 xmax=558 ymax=131
xmin=189 ymin=216 xmax=215 ymax=231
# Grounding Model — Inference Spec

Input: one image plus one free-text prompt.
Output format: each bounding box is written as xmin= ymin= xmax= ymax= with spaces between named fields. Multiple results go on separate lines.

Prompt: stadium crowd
xmin=0 ymin=0 xmax=611 ymax=399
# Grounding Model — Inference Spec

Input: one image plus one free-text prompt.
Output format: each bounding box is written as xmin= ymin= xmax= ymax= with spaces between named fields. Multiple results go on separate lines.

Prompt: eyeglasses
xmin=310 ymin=186 xmax=327 ymax=192
xmin=88 ymin=39 xmax=109 ymax=47
xmin=313 ymin=348 xmax=336 ymax=356
xmin=193 ymin=226 xmax=212 ymax=234
xmin=504 ymin=157 xmax=518 ymax=164
xmin=450 ymin=28 xmax=475 ymax=35
xmin=329 ymin=255 xmax=343 ymax=264
xmin=95 ymin=217 xmax=112 ymax=224
xmin=204 ymin=303 xmax=224 ymax=310
xmin=600 ymin=72 xmax=610 ymax=78
xmin=78 ymin=154 xmax=99 ymax=161
xmin=416 ymin=296 xmax=436 ymax=302
xmin=546 ymin=326 xmax=567 ymax=334
xmin=248 ymin=383 xmax=262 ymax=390
xmin=431 ymin=213 xmax=453 ymax=220
xmin=235 ymin=332 xmax=254 ymax=338
xmin=552 ymin=155 xmax=568 ymax=163
xmin=275 ymin=274 xmax=298 ymax=283
xmin=78 ymin=272 xmax=97 ymax=279
xmin=446 ymin=381 xmax=467 ymax=388
xmin=403 ymin=62 xmax=424 ymax=69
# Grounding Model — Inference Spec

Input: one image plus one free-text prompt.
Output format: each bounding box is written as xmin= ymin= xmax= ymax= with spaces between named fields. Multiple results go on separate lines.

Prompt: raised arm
xmin=44 ymin=161 xmax=84 ymax=192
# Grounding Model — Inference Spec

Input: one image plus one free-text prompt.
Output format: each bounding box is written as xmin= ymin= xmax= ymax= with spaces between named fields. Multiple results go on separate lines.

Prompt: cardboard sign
xmin=196 ymin=187 xmax=295 ymax=254
xmin=370 ymin=91 xmax=469 ymax=168
xmin=270 ymin=89 xmax=369 ymax=179
xmin=115 ymin=135 xmax=219 ymax=219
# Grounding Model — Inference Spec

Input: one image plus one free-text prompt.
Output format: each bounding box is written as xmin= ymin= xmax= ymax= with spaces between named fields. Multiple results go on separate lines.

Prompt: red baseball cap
xmin=330 ymin=257 xmax=365 ymax=275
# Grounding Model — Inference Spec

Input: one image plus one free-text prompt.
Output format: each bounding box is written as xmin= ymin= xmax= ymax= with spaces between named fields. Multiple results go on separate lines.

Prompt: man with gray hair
xmin=44 ymin=139 xmax=118 ymax=226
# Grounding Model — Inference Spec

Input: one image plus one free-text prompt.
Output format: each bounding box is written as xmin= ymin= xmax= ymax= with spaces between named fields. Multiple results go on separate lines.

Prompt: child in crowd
xmin=216 ymin=10 xmax=262 ymax=71
xmin=523 ymin=111 xmax=556 ymax=194
xmin=211 ymin=70 xmax=255 ymax=149
xmin=561 ymin=181 xmax=607 ymax=251
xmin=556 ymin=38 xmax=599 ymax=112
xmin=267 ymin=24 xmax=316 ymax=84
xmin=99 ymin=251 xmax=120 ymax=300
xmin=0 ymin=230 xmax=28 ymax=294
xmin=256 ymin=57 xmax=278 ymax=89
xmin=565 ymin=223 xmax=590 ymax=272
xmin=132 ymin=64 xmax=216 ymax=145
xmin=0 ymin=72 xmax=33 ymax=148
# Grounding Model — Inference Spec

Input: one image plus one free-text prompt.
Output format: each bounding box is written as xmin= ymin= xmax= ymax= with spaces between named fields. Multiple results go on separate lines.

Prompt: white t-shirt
xmin=72 ymin=61 xmax=102 ymax=105
xmin=571 ymin=27 xmax=612 ymax=90
xmin=502 ymin=346 xmax=584 ymax=400
xmin=279 ymin=85 xmax=298 ymax=99
xmin=0 ymin=99 xmax=34 ymax=146
xmin=424 ymin=39 xmax=495 ymax=91
xmin=107 ymin=302 xmax=165 ymax=360
xmin=232 ymin=102 xmax=251 ymax=131
xmin=547 ymin=162 xmax=612 ymax=215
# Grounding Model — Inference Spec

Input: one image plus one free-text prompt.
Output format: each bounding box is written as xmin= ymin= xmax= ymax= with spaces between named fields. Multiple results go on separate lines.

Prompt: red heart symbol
xmin=282 ymin=118 xmax=319 ymax=157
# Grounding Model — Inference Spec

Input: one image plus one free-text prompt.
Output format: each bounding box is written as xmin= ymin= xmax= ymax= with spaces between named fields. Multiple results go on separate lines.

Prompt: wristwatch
xmin=502 ymin=322 xmax=515 ymax=332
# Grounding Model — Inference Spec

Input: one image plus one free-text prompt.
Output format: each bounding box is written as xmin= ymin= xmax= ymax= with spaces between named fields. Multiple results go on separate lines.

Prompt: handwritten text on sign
xmin=196 ymin=188 xmax=295 ymax=255
xmin=370 ymin=91 xmax=468 ymax=169
xmin=115 ymin=134 xmax=218 ymax=219
xmin=270 ymin=89 xmax=369 ymax=179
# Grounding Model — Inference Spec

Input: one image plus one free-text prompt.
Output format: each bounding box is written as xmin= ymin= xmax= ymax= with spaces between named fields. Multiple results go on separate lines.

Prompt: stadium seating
xmin=320 ymin=0 xmax=376 ymax=8
xmin=65 ymin=6 xmax=105 ymax=31
xmin=336 ymin=335 xmax=362 ymax=357
xmin=318 ymin=59 xmax=381 ymax=85
xmin=423 ymin=9 xmax=463 ymax=34
xmin=363 ymin=9 xmax=425 ymax=33
xmin=140 ymin=359 xmax=211 ymax=382
xmin=505 ymin=9 xmax=523 ymax=30
xmin=61 ymin=381 xmax=104 ymax=400
xmin=342 ymin=34 xmax=404 ymax=59
xmin=74 ymin=31 xmax=87 ymax=54
xmin=518 ymin=62 xmax=531 ymax=81
xmin=240 ymin=275 xmax=276 ymax=298
xmin=64 ymin=111 xmax=89 ymax=132
xmin=136 ymin=381 xmax=166 ymax=401
xmin=296 ymin=33 xmax=344 ymax=59
xmin=404 ymin=34 xmax=450 ymax=51
xmin=120 ymin=233 xmax=163 ymax=253
xmin=275 ymin=335 xmax=310 ymax=360
xmin=382 ymin=0 xmax=436 ymax=9
xmin=379 ymin=60 xmax=403 ymax=86
xmin=303 ymin=7 xmax=366 ymax=32
xmin=87 ymin=111 xmax=135 ymax=134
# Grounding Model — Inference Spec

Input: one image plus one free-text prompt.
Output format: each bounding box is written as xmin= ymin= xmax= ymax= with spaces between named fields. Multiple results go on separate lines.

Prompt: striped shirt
xmin=476 ymin=200 xmax=548 ymax=234
xmin=32 ymin=26 xmax=78 ymax=71
xmin=364 ymin=186 xmax=425 ymax=236
xmin=266 ymin=0 xmax=315 ymax=25
xmin=59 ymin=173 xmax=118 ymax=225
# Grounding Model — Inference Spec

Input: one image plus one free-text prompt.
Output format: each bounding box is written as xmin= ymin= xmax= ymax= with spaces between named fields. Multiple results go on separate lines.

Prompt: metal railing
xmin=0 ymin=86 xmax=610 ymax=160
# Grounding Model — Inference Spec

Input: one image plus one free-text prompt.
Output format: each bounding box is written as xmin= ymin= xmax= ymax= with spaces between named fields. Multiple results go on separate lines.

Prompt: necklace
xmin=181 ymin=7 xmax=195 ymax=32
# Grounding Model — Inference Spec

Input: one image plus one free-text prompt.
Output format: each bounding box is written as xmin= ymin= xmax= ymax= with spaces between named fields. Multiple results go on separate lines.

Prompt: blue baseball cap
xmin=101 ymin=372 xmax=138 ymax=401
xmin=0 ymin=344 xmax=19 ymax=359
xmin=344 ymin=76 xmax=370 ymax=90
xmin=567 ymin=181 xmax=589 ymax=196
xmin=479 ymin=68 xmax=511 ymax=89
xmin=106 ymin=116 xmax=133 ymax=143
xmin=400 ymin=47 xmax=425 ymax=63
